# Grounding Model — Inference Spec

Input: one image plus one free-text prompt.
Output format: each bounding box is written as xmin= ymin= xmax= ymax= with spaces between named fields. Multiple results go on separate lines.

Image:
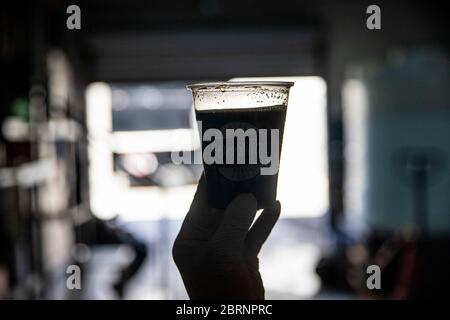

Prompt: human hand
xmin=172 ymin=176 xmax=280 ymax=300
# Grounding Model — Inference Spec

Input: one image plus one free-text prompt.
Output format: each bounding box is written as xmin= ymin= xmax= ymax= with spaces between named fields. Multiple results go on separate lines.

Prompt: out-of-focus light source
xmin=86 ymin=82 xmax=199 ymax=221
xmin=2 ymin=117 xmax=29 ymax=141
xmin=86 ymin=82 xmax=118 ymax=220
xmin=122 ymin=153 xmax=158 ymax=177
xmin=342 ymin=79 xmax=368 ymax=224
xmin=87 ymin=78 xmax=328 ymax=221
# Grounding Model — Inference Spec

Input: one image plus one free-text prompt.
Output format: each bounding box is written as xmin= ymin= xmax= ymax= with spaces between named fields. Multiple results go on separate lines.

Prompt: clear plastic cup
xmin=188 ymin=81 xmax=294 ymax=209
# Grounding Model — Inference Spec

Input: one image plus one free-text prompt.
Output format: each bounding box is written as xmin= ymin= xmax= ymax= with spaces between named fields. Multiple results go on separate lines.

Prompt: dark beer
xmin=196 ymin=105 xmax=287 ymax=209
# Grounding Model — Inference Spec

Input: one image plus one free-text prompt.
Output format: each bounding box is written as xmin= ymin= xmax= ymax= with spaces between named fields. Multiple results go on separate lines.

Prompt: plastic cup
xmin=188 ymin=81 xmax=293 ymax=209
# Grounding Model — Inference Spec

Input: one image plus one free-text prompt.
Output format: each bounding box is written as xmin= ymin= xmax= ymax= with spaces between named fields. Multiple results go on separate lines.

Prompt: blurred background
xmin=0 ymin=0 xmax=448 ymax=299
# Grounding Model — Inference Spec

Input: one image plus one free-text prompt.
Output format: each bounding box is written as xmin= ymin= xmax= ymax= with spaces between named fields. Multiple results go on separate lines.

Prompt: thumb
xmin=245 ymin=201 xmax=281 ymax=256
xmin=211 ymin=193 xmax=257 ymax=249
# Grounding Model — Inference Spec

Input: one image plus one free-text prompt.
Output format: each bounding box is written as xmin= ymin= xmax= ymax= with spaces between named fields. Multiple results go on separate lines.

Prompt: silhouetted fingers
xmin=211 ymin=193 xmax=258 ymax=248
xmin=244 ymin=201 xmax=280 ymax=256
xmin=177 ymin=174 xmax=218 ymax=241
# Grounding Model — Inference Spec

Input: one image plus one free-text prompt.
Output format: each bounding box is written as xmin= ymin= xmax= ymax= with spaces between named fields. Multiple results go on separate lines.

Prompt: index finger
xmin=176 ymin=174 xmax=221 ymax=241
